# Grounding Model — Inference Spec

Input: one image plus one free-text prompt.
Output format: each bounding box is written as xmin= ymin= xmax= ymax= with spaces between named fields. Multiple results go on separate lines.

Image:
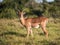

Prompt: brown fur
xmin=18 ymin=10 xmax=48 ymax=38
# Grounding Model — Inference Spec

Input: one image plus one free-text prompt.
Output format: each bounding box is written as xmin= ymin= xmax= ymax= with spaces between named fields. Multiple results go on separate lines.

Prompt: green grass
xmin=0 ymin=18 xmax=60 ymax=45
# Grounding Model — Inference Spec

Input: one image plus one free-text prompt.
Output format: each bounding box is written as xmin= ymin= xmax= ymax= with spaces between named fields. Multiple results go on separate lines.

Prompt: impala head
xmin=18 ymin=10 xmax=25 ymax=17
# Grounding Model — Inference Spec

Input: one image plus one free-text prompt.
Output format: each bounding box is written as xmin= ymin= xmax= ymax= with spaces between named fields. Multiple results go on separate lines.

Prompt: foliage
xmin=0 ymin=8 xmax=17 ymax=19
xmin=0 ymin=0 xmax=60 ymax=18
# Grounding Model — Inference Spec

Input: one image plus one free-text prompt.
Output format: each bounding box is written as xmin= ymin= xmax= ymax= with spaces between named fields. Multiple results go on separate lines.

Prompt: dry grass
xmin=0 ymin=18 xmax=60 ymax=45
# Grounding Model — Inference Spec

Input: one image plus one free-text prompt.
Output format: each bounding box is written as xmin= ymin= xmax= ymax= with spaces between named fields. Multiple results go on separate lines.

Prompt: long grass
xmin=0 ymin=18 xmax=60 ymax=45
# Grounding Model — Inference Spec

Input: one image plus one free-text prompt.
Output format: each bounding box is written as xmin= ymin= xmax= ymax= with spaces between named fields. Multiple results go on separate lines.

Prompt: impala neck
xmin=20 ymin=14 xmax=25 ymax=25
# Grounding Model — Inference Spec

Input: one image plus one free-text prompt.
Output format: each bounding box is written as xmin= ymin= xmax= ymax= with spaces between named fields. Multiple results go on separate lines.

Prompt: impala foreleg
xmin=26 ymin=27 xmax=33 ymax=37
xmin=30 ymin=29 xmax=33 ymax=37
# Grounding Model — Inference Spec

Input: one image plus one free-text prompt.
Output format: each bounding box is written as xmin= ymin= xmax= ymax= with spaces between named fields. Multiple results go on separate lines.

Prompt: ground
xmin=0 ymin=18 xmax=60 ymax=45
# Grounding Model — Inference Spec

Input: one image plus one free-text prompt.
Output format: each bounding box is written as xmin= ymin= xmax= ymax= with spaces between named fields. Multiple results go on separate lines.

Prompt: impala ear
xmin=17 ymin=10 xmax=20 ymax=13
xmin=22 ymin=9 xmax=26 ymax=14
xmin=23 ymin=12 xmax=26 ymax=14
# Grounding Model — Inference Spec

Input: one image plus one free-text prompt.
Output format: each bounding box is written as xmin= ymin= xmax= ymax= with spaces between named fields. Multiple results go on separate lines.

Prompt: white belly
xmin=34 ymin=25 xmax=39 ymax=28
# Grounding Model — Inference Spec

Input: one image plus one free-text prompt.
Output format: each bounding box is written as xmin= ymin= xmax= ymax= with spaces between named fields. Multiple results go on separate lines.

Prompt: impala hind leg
xmin=41 ymin=23 xmax=48 ymax=38
xmin=42 ymin=26 xmax=48 ymax=38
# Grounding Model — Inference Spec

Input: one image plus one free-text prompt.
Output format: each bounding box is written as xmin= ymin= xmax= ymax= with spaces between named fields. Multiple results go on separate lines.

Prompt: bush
xmin=0 ymin=8 xmax=17 ymax=19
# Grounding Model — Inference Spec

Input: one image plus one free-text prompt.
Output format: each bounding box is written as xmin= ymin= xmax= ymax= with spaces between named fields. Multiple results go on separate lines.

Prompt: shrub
xmin=0 ymin=8 xmax=17 ymax=19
